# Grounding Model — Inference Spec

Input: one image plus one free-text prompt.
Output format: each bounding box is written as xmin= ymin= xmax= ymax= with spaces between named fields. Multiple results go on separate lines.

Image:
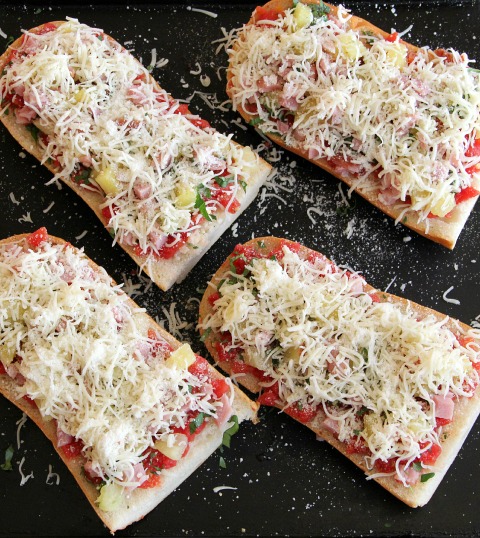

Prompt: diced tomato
xmin=144 ymin=448 xmax=177 ymax=473
xmin=208 ymin=291 xmax=220 ymax=306
xmin=435 ymin=417 xmax=452 ymax=427
xmin=211 ymin=378 xmax=230 ymax=398
xmin=101 ymin=204 xmax=118 ymax=222
xmin=189 ymin=118 xmax=210 ymax=130
xmin=253 ymin=6 xmax=282 ymax=24
xmin=345 ymin=436 xmax=371 ymax=456
xmin=0 ymin=363 xmax=5 ymax=375
xmin=156 ymin=232 xmax=188 ymax=259
xmin=212 ymin=189 xmax=240 ymax=214
xmin=213 ymin=340 xmax=240 ymax=363
xmin=418 ymin=442 xmax=442 ymax=466
xmin=257 ymin=383 xmax=279 ymax=407
xmin=27 ymin=227 xmax=48 ymax=248
xmin=455 ymin=186 xmax=480 ymax=203
xmin=148 ymin=328 xmax=173 ymax=357
xmin=233 ymin=244 xmax=260 ymax=263
xmin=271 ymin=239 xmax=301 ymax=261
xmin=188 ymin=355 xmax=211 ymax=379
xmin=307 ymin=251 xmax=326 ymax=265
xmin=32 ymin=23 xmax=58 ymax=35
xmin=139 ymin=473 xmax=162 ymax=489
xmin=173 ymin=104 xmax=190 ymax=115
xmin=385 ymin=31 xmax=399 ymax=43
xmin=229 ymin=359 xmax=264 ymax=379
xmin=61 ymin=438 xmax=84 ymax=459
xmin=375 ymin=458 xmax=397 ymax=474
xmin=407 ymin=50 xmax=417 ymax=65
xmin=284 ymin=401 xmax=318 ymax=424
xmin=465 ymin=138 xmax=480 ymax=158
xmin=232 ymin=255 xmax=247 ymax=275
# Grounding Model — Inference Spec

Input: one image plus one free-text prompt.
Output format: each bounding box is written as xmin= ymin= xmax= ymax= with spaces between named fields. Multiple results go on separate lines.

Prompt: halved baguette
xmin=199 ymin=236 xmax=480 ymax=507
xmin=0 ymin=20 xmax=271 ymax=291
xmin=0 ymin=229 xmax=258 ymax=533
xmin=226 ymin=0 xmax=480 ymax=248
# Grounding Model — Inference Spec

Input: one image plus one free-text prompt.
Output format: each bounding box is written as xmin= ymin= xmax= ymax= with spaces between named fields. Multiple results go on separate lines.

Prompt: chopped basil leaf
xmin=248 ymin=117 xmax=264 ymax=127
xmin=34 ymin=7 xmax=42 ymax=13
xmin=240 ymin=180 xmax=248 ymax=192
xmin=413 ymin=462 xmax=423 ymax=472
xmin=195 ymin=190 xmax=216 ymax=222
xmin=200 ymin=327 xmax=212 ymax=343
xmin=215 ymin=175 xmax=234 ymax=188
xmin=6 ymin=37 xmax=14 ymax=48
xmin=257 ymin=240 xmax=266 ymax=249
xmin=420 ymin=472 xmax=435 ymax=483
xmin=310 ymin=1 xmax=330 ymax=22
xmin=360 ymin=347 xmax=369 ymax=362
xmin=26 ymin=123 xmax=40 ymax=143
xmin=222 ymin=415 xmax=239 ymax=448
xmin=1 ymin=445 xmax=14 ymax=471
xmin=356 ymin=405 xmax=368 ymax=417
xmin=219 ymin=456 xmax=227 ymax=469
xmin=190 ymin=412 xmax=205 ymax=434
xmin=353 ymin=429 xmax=362 ymax=436
xmin=468 ymin=67 xmax=480 ymax=74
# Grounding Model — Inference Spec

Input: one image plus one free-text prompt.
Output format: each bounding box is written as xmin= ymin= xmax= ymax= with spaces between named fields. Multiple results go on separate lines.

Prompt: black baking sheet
xmin=0 ymin=1 xmax=480 ymax=536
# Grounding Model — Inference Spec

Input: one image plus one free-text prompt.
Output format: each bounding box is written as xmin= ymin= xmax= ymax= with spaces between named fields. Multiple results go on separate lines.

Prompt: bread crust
xmin=0 ymin=21 xmax=271 ymax=291
xmin=226 ymin=0 xmax=480 ymax=249
xmin=0 ymin=232 xmax=258 ymax=533
xmin=199 ymin=236 xmax=480 ymax=508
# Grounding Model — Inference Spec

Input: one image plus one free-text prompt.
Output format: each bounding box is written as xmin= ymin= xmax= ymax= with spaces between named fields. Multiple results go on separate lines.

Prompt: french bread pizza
xmin=199 ymin=237 xmax=480 ymax=507
xmin=226 ymin=0 xmax=480 ymax=248
xmin=0 ymin=20 xmax=271 ymax=291
xmin=0 ymin=228 xmax=258 ymax=533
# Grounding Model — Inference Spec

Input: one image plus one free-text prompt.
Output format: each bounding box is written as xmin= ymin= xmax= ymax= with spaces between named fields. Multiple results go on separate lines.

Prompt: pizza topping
xmin=227 ymin=2 xmax=480 ymax=221
xmin=0 ymin=19 xmax=258 ymax=260
xmin=201 ymin=240 xmax=480 ymax=485
xmin=0 ymin=231 xmax=234 ymax=502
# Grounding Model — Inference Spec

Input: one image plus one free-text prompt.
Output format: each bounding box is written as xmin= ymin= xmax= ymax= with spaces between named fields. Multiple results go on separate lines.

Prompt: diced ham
xmin=328 ymin=156 xmax=364 ymax=176
xmin=258 ymin=74 xmax=283 ymax=93
xmin=78 ymin=154 xmax=92 ymax=168
xmin=21 ymin=35 xmax=40 ymax=56
xmin=292 ymin=129 xmax=306 ymax=142
xmin=127 ymin=86 xmax=147 ymax=105
xmin=59 ymin=262 xmax=75 ymax=283
xmin=14 ymin=105 xmax=37 ymax=125
xmin=276 ymin=119 xmax=291 ymax=134
xmin=133 ymin=180 xmax=152 ymax=200
xmin=84 ymin=460 xmax=103 ymax=480
xmin=349 ymin=276 xmax=365 ymax=297
xmin=396 ymin=114 xmax=418 ymax=137
xmin=215 ymin=393 xmax=233 ymax=427
xmin=112 ymin=306 xmax=124 ymax=325
xmin=280 ymin=95 xmax=300 ymax=111
xmin=56 ymin=424 xmax=74 ymax=447
xmin=330 ymin=106 xmax=343 ymax=125
xmin=378 ymin=186 xmax=401 ymax=206
xmin=134 ymin=341 xmax=151 ymax=360
xmin=121 ymin=231 xmax=137 ymax=247
xmin=322 ymin=417 xmax=340 ymax=436
xmin=432 ymin=393 xmax=455 ymax=421
xmin=148 ymin=229 xmax=168 ymax=251
xmin=308 ymin=146 xmax=322 ymax=160
xmin=431 ymin=161 xmax=449 ymax=183
xmin=395 ymin=464 xmax=421 ymax=486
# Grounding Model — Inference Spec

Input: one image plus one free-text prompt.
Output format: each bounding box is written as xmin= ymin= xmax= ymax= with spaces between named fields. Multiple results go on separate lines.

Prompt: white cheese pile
xmin=228 ymin=3 xmax=480 ymax=220
xmin=202 ymin=245 xmax=480 ymax=469
xmin=0 ymin=238 xmax=218 ymax=486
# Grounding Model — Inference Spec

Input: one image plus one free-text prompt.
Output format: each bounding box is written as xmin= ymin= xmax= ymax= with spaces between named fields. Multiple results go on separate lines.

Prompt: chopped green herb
xmin=249 ymin=117 xmax=264 ymax=127
xmin=310 ymin=1 xmax=330 ymax=22
xmin=468 ymin=67 xmax=480 ymax=74
xmin=257 ymin=240 xmax=266 ymax=248
xmin=413 ymin=462 xmax=423 ymax=472
xmin=108 ymin=229 xmax=115 ymax=239
xmin=360 ymin=347 xmax=369 ymax=362
xmin=272 ymin=358 xmax=280 ymax=368
xmin=200 ymin=327 xmax=212 ymax=343
xmin=217 ymin=278 xmax=226 ymax=291
xmin=222 ymin=415 xmax=239 ymax=448
xmin=26 ymin=123 xmax=40 ymax=143
xmin=190 ymin=412 xmax=205 ymax=435
xmin=34 ymin=7 xmax=42 ymax=14
xmin=240 ymin=180 xmax=248 ymax=192
xmin=1 ymin=445 xmax=14 ymax=471
xmin=421 ymin=472 xmax=435 ymax=483
xmin=195 ymin=189 xmax=216 ymax=222
xmin=356 ymin=406 xmax=368 ymax=417
xmin=219 ymin=456 xmax=227 ymax=469
xmin=6 ymin=37 xmax=14 ymax=48
xmin=215 ymin=175 xmax=234 ymax=188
